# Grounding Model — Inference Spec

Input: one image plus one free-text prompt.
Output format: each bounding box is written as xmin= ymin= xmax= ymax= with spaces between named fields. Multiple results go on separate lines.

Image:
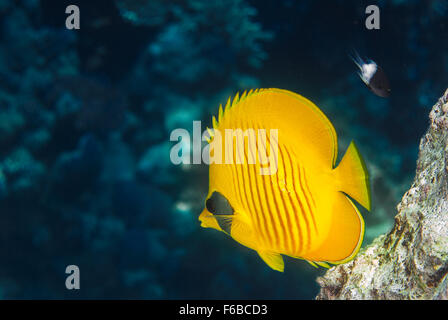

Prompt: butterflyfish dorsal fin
xmin=232 ymin=92 xmax=240 ymax=107
xmin=210 ymin=89 xmax=258 ymax=132
xmin=218 ymin=104 xmax=223 ymax=122
xmin=212 ymin=116 xmax=218 ymax=130
xmin=224 ymin=96 xmax=231 ymax=112
xmin=205 ymin=127 xmax=213 ymax=143
xmin=206 ymin=127 xmax=214 ymax=138
xmin=226 ymin=88 xmax=338 ymax=167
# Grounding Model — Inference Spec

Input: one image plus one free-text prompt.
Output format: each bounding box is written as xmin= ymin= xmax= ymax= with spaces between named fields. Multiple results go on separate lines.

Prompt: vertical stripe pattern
xmin=225 ymin=121 xmax=318 ymax=256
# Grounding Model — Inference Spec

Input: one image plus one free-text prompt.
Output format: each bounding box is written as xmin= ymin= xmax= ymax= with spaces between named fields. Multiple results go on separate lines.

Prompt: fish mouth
xmin=199 ymin=209 xmax=211 ymax=228
xmin=199 ymin=209 xmax=223 ymax=231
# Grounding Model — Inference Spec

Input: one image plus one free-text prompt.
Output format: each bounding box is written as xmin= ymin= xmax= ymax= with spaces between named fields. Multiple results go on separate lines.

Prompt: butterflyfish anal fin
xmin=305 ymin=260 xmax=330 ymax=268
xmin=304 ymin=193 xmax=364 ymax=264
xmin=257 ymin=251 xmax=284 ymax=272
xmin=315 ymin=261 xmax=331 ymax=268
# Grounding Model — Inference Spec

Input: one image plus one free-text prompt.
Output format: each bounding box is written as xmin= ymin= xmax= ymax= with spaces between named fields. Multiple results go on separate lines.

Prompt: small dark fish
xmin=351 ymin=52 xmax=391 ymax=98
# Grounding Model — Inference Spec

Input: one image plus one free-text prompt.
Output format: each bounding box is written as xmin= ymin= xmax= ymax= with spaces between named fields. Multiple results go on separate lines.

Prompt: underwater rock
xmin=112 ymin=178 xmax=174 ymax=229
xmin=148 ymin=23 xmax=231 ymax=86
xmin=163 ymin=96 xmax=203 ymax=132
xmin=1 ymin=147 xmax=45 ymax=195
xmin=0 ymin=168 xmax=7 ymax=199
xmin=122 ymin=0 xmax=272 ymax=94
xmin=50 ymin=134 xmax=103 ymax=198
xmin=101 ymin=133 xmax=135 ymax=182
xmin=22 ymin=128 xmax=51 ymax=152
xmin=316 ymin=89 xmax=448 ymax=300
xmin=0 ymin=105 xmax=25 ymax=145
xmin=48 ymin=76 xmax=126 ymax=140
xmin=137 ymin=141 xmax=178 ymax=186
xmin=119 ymin=229 xmax=167 ymax=269
xmin=115 ymin=0 xmax=172 ymax=26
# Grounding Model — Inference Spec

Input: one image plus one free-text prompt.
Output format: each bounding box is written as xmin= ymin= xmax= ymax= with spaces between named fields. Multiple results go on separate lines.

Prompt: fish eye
xmin=206 ymin=191 xmax=234 ymax=216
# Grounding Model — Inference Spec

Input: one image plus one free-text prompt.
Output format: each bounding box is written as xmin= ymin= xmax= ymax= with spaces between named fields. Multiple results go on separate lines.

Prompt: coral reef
xmin=317 ymin=89 xmax=448 ymax=300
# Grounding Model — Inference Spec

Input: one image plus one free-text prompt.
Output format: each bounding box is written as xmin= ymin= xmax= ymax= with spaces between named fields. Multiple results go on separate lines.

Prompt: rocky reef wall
xmin=317 ymin=90 xmax=448 ymax=300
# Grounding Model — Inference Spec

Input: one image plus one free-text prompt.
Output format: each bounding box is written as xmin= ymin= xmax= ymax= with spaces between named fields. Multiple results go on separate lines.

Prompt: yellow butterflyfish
xmin=199 ymin=88 xmax=371 ymax=272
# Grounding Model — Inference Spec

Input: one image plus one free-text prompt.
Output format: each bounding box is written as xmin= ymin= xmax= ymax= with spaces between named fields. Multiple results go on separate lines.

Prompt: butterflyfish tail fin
xmin=257 ymin=251 xmax=284 ymax=272
xmin=335 ymin=140 xmax=371 ymax=211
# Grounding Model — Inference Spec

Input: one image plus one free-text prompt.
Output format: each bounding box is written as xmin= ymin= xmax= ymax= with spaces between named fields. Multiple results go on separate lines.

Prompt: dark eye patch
xmin=206 ymin=192 xmax=234 ymax=234
xmin=206 ymin=192 xmax=234 ymax=215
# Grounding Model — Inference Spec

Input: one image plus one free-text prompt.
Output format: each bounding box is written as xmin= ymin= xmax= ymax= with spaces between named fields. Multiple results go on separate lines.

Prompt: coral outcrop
xmin=316 ymin=89 xmax=448 ymax=300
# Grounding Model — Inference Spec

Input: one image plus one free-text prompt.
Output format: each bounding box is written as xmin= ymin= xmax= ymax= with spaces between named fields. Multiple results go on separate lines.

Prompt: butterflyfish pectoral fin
xmin=212 ymin=214 xmax=234 ymax=235
xmin=257 ymin=251 xmax=284 ymax=272
xmin=212 ymin=214 xmax=250 ymax=238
